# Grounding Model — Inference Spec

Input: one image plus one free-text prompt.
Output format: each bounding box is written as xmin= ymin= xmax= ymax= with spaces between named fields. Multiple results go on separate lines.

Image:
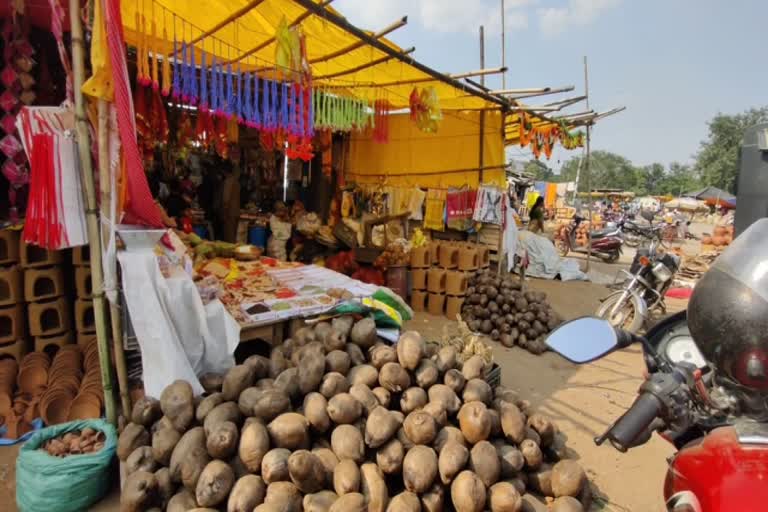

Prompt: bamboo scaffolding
xmin=172 ymin=0 xmax=268 ymax=54
xmin=545 ymin=95 xmax=587 ymax=108
xmin=309 ymin=16 xmax=408 ymax=64
xmin=226 ymin=0 xmax=335 ymax=64
xmin=494 ymin=85 xmax=575 ymax=98
xmin=290 ymin=0 xmax=508 ymax=107
xmin=315 ymin=47 xmax=415 ymax=80
xmin=70 ymin=0 xmax=117 ymax=425
xmin=450 ymin=67 xmax=506 ymax=79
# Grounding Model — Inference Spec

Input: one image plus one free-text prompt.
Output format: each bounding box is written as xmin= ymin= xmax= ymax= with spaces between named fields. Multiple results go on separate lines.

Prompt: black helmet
xmin=688 ymin=219 xmax=768 ymax=392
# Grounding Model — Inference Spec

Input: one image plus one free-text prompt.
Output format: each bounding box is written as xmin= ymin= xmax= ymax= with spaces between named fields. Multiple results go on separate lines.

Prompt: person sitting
xmin=529 ymin=197 xmax=545 ymax=233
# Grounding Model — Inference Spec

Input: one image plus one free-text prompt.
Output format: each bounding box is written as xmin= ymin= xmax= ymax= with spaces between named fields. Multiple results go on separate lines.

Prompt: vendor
xmin=529 ymin=196 xmax=545 ymax=233
xmin=213 ymin=159 xmax=241 ymax=243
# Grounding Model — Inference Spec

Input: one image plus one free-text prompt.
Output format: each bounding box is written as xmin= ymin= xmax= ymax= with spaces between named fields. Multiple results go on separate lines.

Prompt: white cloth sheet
xmin=119 ymin=249 xmax=241 ymax=397
xmin=517 ymin=231 xmax=587 ymax=281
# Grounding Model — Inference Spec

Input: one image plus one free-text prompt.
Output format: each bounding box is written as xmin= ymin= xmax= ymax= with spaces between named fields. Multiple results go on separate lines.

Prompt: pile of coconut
xmin=119 ymin=316 xmax=589 ymax=512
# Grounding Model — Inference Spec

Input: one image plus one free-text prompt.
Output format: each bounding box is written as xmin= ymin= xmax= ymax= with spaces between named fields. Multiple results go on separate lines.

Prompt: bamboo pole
xmin=494 ymin=85 xmax=575 ymax=98
xmin=171 ymin=0 xmax=268 ymax=54
xmin=310 ymin=16 xmax=408 ymax=64
xmin=315 ymin=47 xmax=415 ymax=79
xmin=70 ymin=0 xmax=117 ymax=425
xmin=478 ymin=25 xmax=486 ymax=183
xmin=450 ymin=67 xmax=506 ymax=80
xmin=501 ymin=0 xmax=506 ymax=89
xmin=584 ymin=56 xmax=592 ymax=272
xmin=226 ymin=0 xmax=335 ymax=64
xmin=97 ymin=100 xmax=131 ymax=419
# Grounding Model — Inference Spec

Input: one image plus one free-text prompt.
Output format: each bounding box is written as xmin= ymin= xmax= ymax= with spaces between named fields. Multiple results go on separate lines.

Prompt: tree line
xmin=521 ymin=106 xmax=768 ymax=196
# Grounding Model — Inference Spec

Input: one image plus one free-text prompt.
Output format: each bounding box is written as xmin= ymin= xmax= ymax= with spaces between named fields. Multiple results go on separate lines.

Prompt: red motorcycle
xmin=555 ymin=215 xmax=624 ymax=263
xmin=545 ymin=218 xmax=768 ymax=511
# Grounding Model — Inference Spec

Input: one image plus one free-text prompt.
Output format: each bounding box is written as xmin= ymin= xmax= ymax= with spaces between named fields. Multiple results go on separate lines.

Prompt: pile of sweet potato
xmin=41 ymin=427 xmax=106 ymax=457
xmin=118 ymin=317 xmax=589 ymax=512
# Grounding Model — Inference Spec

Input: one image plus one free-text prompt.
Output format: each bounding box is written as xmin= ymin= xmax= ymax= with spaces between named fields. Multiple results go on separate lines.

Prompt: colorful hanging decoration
xmin=409 ymin=86 xmax=441 ymax=133
xmin=373 ymin=98 xmax=390 ymax=143
xmin=161 ymin=22 xmax=171 ymax=96
xmin=519 ymin=114 xmax=584 ymax=159
xmin=150 ymin=15 xmax=160 ymax=91
xmin=313 ymin=90 xmax=371 ymax=132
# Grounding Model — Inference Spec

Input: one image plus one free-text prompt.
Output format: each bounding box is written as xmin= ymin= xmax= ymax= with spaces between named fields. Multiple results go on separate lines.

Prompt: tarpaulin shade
xmin=118 ymin=0 xmax=494 ymax=110
xmin=345 ymin=111 xmax=505 ymax=189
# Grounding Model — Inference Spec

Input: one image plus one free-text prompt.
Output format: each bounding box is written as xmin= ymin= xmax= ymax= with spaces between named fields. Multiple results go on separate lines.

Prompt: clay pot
xmin=409 ymin=246 xmax=430 ymax=268
xmin=0 ymin=392 xmax=11 ymax=418
xmin=427 ymin=293 xmax=446 ymax=316
xmin=18 ymin=365 xmax=49 ymax=395
xmin=427 ymin=268 xmax=446 ymax=294
xmin=438 ymin=244 xmax=459 ymax=269
xmin=410 ymin=268 xmax=427 ymax=291
xmin=410 ymin=290 xmax=427 ymax=313
xmin=445 ymin=296 xmax=465 ymax=320
xmin=41 ymin=390 xmax=73 ymax=425
xmin=445 ymin=271 xmax=468 ymax=296
xmin=68 ymin=394 xmax=101 ymax=420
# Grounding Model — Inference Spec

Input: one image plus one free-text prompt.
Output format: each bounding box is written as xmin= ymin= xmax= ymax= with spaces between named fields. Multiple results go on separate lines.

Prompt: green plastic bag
xmin=16 ymin=419 xmax=117 ymax=512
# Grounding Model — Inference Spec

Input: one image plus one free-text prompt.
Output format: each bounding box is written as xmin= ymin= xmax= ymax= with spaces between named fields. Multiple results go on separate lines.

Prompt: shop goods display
xmin=700 ymin=225 xmax=734 ymax=247
xmin=40 ymin=426 xmax=106 ymax=456
xmin=518 ymin=114 xmax=585 ymax=159
xmin=118 ymin=320 xmax=589 ymax=511
xmin=460 ymin=269 xmax=562 ymax=355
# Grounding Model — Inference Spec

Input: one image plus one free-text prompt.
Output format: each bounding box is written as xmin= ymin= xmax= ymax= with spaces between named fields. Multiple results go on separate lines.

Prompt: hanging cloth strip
xmin=424 ymin=189 xmax=447 ymax=232
xmin=188 ymin=43 xmax=198 ymax=105
xmin=47 ymin=0 xmax=73 ymax=102
xmin=161 ymin=25 xmax=171 ymax=96
xmin=446 ymin=186 xmax=476 ymax=231
xmin=199 ymin=48 xmax=208 ymax=111
xmin=150 ymin=17 xmax=159 ymax=90
xmin=172 ymin=36 xmax=181 ymax=99
xmin=473 ymin=184 xmax=504 ymax=225
xmin=252 ymin=74 xmax=261 ymax=128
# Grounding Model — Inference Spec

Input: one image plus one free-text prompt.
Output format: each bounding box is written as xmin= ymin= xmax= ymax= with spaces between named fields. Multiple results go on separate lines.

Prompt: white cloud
xmin=538 ymin=0 xmax=620 ymax=37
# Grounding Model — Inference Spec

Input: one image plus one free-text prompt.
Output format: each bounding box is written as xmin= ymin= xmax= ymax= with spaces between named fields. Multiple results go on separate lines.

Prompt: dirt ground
xmin=0 ymin=273 xmax=686 ymax=511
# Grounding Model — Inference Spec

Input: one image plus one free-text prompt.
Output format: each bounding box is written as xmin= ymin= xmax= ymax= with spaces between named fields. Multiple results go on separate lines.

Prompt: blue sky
xmin=334 ymin=0 xmax=768 ymax=170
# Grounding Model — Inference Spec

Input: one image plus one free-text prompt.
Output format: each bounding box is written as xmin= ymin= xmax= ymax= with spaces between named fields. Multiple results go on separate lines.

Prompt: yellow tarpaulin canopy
xmin=120 ymin=0 xmax=498 ymax=110
xmin=346 ymin=111 xmax=505 ymax=189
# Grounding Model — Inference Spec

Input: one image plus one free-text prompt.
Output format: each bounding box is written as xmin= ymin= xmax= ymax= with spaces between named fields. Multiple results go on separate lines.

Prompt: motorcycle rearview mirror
xmin=545 ymin=317 xmax=627 ymax=363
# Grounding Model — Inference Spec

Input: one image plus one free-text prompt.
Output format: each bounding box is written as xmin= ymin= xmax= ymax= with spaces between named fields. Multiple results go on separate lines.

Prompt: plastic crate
xmin=484 ymin=362 xmax=501 ymax=388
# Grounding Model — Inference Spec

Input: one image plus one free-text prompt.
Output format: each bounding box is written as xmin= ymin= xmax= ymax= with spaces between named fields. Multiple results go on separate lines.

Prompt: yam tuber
xmin=227 ymin=475 xmax=266 ymax=512
xmin=438 ymin=441 xmax=469 ymax=484
xmin=403 ymin=445 xmax=438 ymax=493
xmin=450 ymin=470 xmax=486 ymax=512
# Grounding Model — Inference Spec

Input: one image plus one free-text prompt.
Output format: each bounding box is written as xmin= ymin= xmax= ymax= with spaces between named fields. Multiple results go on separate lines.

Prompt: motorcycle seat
xmin=591 ymin=228 xmax=618 ymax=239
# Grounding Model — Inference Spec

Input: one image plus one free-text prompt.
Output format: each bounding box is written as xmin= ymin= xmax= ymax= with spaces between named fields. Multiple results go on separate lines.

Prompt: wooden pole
xmin=70 ymin=0 xmax=117 ymax=425
xmin=97 ymin=100 xmax=131 ymax=419
xmin=315 ymin=47 xmax=415 ymax=79
xmin=450 ymin=67 xmax=507 ymax=80
xmin=494 ymin=85 xmax=575 ymax=97
xmin=501 ymin=0 xmax=506 ymax=89
xmin=584 ymin=56 xmax=592 ymax=272
xmin=479 ymin=25 xmax=486 ymax=183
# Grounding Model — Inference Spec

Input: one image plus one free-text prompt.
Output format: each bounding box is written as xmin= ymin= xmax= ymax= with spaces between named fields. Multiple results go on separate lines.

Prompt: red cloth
xmin=104 ymin=0 xmax=162 ymax=227
xmin=665 ymin=288 xmax=693 ymax=300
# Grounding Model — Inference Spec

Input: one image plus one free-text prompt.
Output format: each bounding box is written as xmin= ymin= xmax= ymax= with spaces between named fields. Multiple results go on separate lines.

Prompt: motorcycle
xmin=555 ymin=215 xmax=624 ymax=263
xmin=596 ymin=226 xmax=680 ymax=333
xmin=545 ymin=219 xmax=768 ymax=511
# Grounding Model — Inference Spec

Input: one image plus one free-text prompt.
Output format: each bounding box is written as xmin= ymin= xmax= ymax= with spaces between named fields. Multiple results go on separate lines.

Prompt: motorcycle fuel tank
xmin=664 ymin=425 xmax=768 ymax=511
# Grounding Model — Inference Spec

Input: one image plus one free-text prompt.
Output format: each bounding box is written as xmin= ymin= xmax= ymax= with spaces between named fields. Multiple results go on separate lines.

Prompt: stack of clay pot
xmin=5 ymin=352 xmax=51 ymax=437
xmin=0 ymin=358 xmax=18 ymax=428
xmin=702 ymin=225 xmax=734 ymax=248
xmin=68 ymin=339 xmax=103 ymax=420
xmin=408 ymin=244 xmax=431 ymax=314
xmin=39 ymin=346 xmax=82 ymax=426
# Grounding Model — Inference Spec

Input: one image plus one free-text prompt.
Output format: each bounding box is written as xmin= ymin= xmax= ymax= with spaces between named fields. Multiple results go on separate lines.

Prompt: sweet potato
xmin=387 ymin=492 xmax=420 ymax=512
xmin=207 ymin=421 xmax=239 ymax=460
xmin=370 ymin=345 xmax=398 ymax=369
xmin=497 ymin=444 xmax=525 ymax=477
xmin=451 ymin=471 xmax=486 ymax=512
xmin=332 ymin=316 xmax=355 ymax=339
xmin=167 ymin=489 xmax=197 ymax=512
xmin=299 ymin=353 xmax=326 ymax=395
xmin=527 ymin=413 xmax=556 ymax=447
xmin=253 ymin=505 xmax=282 ymax=512
xmin=551 ymin=460 xmax=586 ymax=498
xmin=333 ymin=459 xmax=361 ymax=495
xmin=444 ymin=369 xmax=466 ymax=394
xmin=331 ymin=424 xmax=365 ymax=462
xmin=256 ymin=378 xmax=276 ymax=389
xmin=415 ymin=359 xmax=439 ymax=388
xmin=150 ymin=425 xmax=180 ymax=466
xmin=312 ymin=447 xmax=339 ymax=486
xmin=326 ymin=350 xmax=351 ymax=375
xmin=350 ymin=318 xmax=377 ymax=348
xmin=435 ymin=346 xmax=457 ymax=373
xmin=500 ymin=402 xmax=526 ymax=444
xmin=198 ymin=392 xmax=225 ymax=421
xmin=264 ymin=482 xmax=302 ymax=512
xmin=267 ymin=413 xmax=310 ymax=450
xmin=293 ymin=341 xmax=325 ymax=368
xmin=169 ymin=427 xmax=210 ymax=490
xmin=360 ymin=462 xmax=389 ymax=512
xmin=520 ymin=439 xmax=543 ymax=470
xmin=319 ymin=372 xmax=350 ymax=399
xmin=160 ymin=380 xmax=195 ymax=432
xmin=439 ymin=441 xmax=469 ymax=484
xmin=242 ymin=387 xmax=291 ymax=421
xmin=244 ymin=354 xmax=271 ymax=379
xmin=365 ymin=406 xmax=402 ymax=448
xmin=121 ymin=470 xmax=157 ymax=512
xmin=461 ymin=355 xmax=485 ymax=381
xmin=325 ymin=330 xmax=347 ymax=352
xmin=489 ymin=482 xmax=522 ymax=512
xmin=303 ymin=392 xmax=331 ymax=432
xmin=488 ymin=409 xmax=502 ymax=437
xmin=269 ymin=349 xmax=288 ymax=379
xmin=403 ymin=410 xmax=437 ymax=445
xmin=552 ymin=496 xmax=584 ymax=512
xmin=295 ymin=326 xmax=317 ymax=345
xmin=222 ymin=365 xmax=256 ymax=401
xmin=470 ymin=440 xmax=500 ymax=487
xmin=126 ymin=446 xmax=156 ymax=474
xmin=288 ymin=450 xmax=326 ymax=493
xmin=349 ymin=383 xmax=379 ymax=414
xmin=195 ymin=460 xmax=235 ymax=507
xmin=422 ymin=401 xmax=448 ymax=427
xmin=204 ymin=402 xmax=242 ymax=436
xmin=348 ymin=364 xmax=379 ymax=388
xmin=275 ymin=368 xmax=301 ymax=400
xmin=403 ymin=445 xmax=438 ymax=493
xmin=239 ymin=420 xmax=270 ymax=473
xmin=396 ymin=331 xmax=425 ymax=370
xmin=434 ymin=426 xmax=466 ymax=453
xmin=328 ymin=492 xmax=366 ymax=512
xmin=463 ymin=379 xmax=492 ymax=405
xmin=346 ymin=343 xmax=367 ymax=366
xmin=261 ymin=448 xmax=291 ymax=483
xmin=458 ymin=402 xmax=491 ymax=444
xmin=372 ymin=387 xmax=391 ymax=407
xmin=327 ymin=393 xmax=363 ymax=424
xmin=118 ymin=423 xmax=150 ymax=461
xmin=400 ymin=387 xmax=428 ymax=414
xmin=421 ymin=483 xmax=445 ymax=512
xmin=527 ymin=464 xmax=553 ymax=496
xmin=493 ymin=387 xmax=520 ymax=408
xmin=227 ymin=475 xmax=266 ymax=512
xmin=379 ymin=362 xmax=411 ymax=393
xmin=525 ymin=427 xmax=541 ymax=446
xmin=153 ymin=467 xmax=173 ymax=507
xmin=131 ymin=397 xmax=161 ymax=426
xmin=428 ymin=384 xmax=462 ymax=415
xmin=314 ymin=322 xmax=333 ymax=342
xmin=376 ymin=438 xmax=404 ymax=475
xmin=304 ymin=491 xmax=339 ymax=512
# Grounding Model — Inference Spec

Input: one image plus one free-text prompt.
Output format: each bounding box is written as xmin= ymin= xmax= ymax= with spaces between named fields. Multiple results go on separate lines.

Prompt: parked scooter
xmin=545 ymin=219 xmax=768 ymax=511
xmin=555 ymin=215 xmax=624 ymax=263
xmin=596 ymin=225 xmax=680 ymax=333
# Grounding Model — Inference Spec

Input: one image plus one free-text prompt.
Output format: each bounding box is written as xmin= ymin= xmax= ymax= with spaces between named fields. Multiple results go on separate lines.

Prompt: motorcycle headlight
xmin=652 ymin=262 xmax=673 ymax=282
